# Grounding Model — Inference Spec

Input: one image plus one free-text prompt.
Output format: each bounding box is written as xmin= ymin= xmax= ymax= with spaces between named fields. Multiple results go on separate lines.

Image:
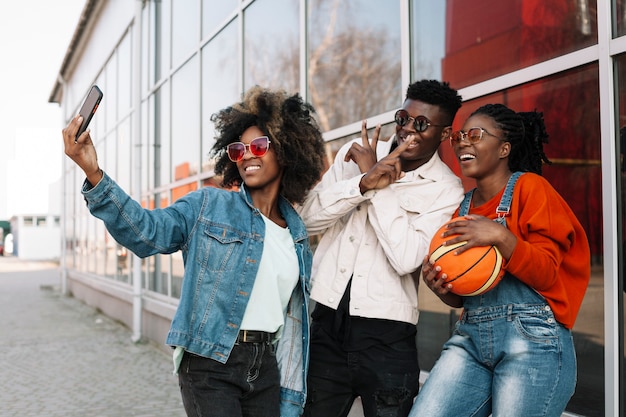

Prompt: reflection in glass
xmin=614 ymin=53 xmax=626 ymax=417
xmin=202 ymin=0 xmax=238 ymax=39
xmin=202 ymin=22 xmax=239 ymax=172
xmin=172 ymin=0 xmax=199 ymax=68
xmin=616 ymin=0 xmax=626 ymax=37
xmin=171 ymin=57 xmax=200 ymax=188
xmin=117 ymin=119 xmax=131 ymax=192
xmin=155 ymin=0 xmax=172 ymax=81
xmin=244 ymin=0 xmax=299 ymax=93
xmin=410 ymin=0 xmax=446 ymax=81
xmin=307 ymin=0 xmax=401 ymax=131
xmin=153 ymin=83 xmax=171 ymax=188
xmin=431 ymin=64 xmax=604 ymax=416
xmin=443 ymin=0 xmax=597 ymax=88
xmin=118 ymin=33 xmax=132 ymax=116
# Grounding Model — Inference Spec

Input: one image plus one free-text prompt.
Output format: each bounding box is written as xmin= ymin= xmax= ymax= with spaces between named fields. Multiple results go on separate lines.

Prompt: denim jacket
xmin=82 ymin=172 xmax=311 ymax=417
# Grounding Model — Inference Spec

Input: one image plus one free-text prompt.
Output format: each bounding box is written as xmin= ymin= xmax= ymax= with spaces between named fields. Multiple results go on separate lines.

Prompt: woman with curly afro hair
xmin=62 ymin=85 xmax=326 ymax=417
xmin=211 ymin=86 xmax=326 ymax=205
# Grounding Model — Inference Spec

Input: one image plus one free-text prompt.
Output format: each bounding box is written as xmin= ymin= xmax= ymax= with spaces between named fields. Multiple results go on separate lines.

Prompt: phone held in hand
xmin=75 ymin=85 xmax=103 ymax=142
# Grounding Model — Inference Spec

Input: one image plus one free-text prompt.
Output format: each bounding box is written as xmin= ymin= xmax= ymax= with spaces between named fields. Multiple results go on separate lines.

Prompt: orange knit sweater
xmin=458 ymin=173 xmax=590 ymax=329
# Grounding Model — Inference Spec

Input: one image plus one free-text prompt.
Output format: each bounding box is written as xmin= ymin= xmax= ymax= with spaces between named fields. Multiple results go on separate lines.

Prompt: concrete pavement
xmin=0 ymin=256 xmax=186 ymax=417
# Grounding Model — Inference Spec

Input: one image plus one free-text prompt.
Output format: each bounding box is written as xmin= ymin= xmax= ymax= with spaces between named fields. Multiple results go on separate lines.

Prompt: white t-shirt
xmin=240 ymin=214 xmax=299 ymax=332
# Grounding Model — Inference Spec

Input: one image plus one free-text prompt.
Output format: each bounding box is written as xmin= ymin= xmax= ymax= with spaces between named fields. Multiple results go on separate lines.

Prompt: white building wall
xmin=12 ymin=215 xmax=61 ymax=261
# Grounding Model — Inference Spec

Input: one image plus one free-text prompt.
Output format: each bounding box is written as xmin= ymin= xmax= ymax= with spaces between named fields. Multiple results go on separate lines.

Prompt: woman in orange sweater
xmin=409 ymin=104 xmax=590 ymax=417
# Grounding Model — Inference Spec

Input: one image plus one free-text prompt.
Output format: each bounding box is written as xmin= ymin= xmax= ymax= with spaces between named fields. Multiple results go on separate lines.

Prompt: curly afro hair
xmin=210 ymin=86 xmax=326 ymax=205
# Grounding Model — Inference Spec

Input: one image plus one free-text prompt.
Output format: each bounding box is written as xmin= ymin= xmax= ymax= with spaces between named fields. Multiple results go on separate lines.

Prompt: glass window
xmin=616 ymin=0 xmax=626 ymax=37
xmin=142 ymin=2 xmax=153 ymax=92
xmin=117 ymin=118 xmax=132 ymax=192
xmin=202 ymin=21 xmax=239 ymax=171
xmin=118 ymin=32 xmax=132 ymax=117
xmin=147 ymin=253 xmax=170 ymax=296
xmin=152 ymin=83 xmax=171 ymax=188
xmin=105 ymin=55 xmax=118 ymax=129
xmin=155 ymin=0 xmax=172 ymax=81
xmin=442 ymin=0 xmax=597 ymax=88
xmin=307 ymin=0 xmax=402 ymax=131
xmin=614 ymin=52 xmax=626 ymax=416
xmin=171 ymin=57 xmax=201 ymax=187
xmin=202 ymin=0 xmax=238 ymax=39
xmin=430 ymin=64 xmax=603 ymax=416
xmin=104 ymin=133 xmax=118 ymax=185
xmin=171 ymin=0 xmax=198 ymax=68
xmin=410 ymin=0 xmax=447 ymax=81
xmin=244 ymin=0 xmax=299 ymax=93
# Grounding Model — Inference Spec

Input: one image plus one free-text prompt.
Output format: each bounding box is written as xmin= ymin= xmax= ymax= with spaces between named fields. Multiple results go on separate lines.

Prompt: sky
xmin=0 ymin=0 xmax=85 ymax=219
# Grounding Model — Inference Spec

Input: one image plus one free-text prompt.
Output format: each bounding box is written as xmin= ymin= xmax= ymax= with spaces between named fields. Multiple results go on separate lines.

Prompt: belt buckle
xmin=242 ymin=330 xmax=250 ymax=343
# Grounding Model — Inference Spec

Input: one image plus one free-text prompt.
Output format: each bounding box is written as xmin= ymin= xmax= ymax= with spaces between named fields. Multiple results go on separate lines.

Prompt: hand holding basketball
xmin=428 ymin=216 xmax=506 ymax=296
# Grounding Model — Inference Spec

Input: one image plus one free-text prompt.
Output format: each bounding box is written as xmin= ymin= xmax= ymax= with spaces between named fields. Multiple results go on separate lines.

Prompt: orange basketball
xmin=428 ymin=217 xmax=504 ymax=296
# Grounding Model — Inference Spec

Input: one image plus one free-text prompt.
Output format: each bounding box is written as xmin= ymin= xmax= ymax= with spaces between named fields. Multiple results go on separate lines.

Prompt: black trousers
xmin=303 ymin=320 xmax=420 ymax=417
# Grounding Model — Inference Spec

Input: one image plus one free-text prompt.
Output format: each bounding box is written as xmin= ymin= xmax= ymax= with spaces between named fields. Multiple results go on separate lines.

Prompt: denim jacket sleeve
xmin=81 ymin=171 xmax=203 ymax=258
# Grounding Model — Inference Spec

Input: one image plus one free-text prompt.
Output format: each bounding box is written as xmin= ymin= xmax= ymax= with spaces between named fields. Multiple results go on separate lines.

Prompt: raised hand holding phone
xmin=62 ymin=86 xmax=104 ymax=186
xmin=75 ymin=85 xmax=103 ymax=143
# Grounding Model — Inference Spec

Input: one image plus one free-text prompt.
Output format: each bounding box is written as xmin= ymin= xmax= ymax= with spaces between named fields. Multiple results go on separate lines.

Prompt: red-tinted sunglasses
xmin=226 ymin=136 xmax=271 ymax=162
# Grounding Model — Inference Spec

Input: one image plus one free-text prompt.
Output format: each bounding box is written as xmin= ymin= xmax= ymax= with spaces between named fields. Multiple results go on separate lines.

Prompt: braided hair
xmin=470 ymin=103 xmax=551 ymax=174
xmin=210 ymin=86 xmax=326 ymax=204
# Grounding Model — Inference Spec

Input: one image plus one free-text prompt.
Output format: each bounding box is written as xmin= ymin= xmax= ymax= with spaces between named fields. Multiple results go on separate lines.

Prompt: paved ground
xmin=0 ymin=256 xmax=186 ymax=417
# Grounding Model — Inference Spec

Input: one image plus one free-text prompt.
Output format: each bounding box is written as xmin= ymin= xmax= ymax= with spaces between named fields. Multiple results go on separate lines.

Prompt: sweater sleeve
xmin=505 ymin=174 xmax=590 ymax=328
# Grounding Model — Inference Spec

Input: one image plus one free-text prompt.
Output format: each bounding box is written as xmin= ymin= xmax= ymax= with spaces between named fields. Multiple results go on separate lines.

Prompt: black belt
xmin=237 ymin=330 xmax=275 ymax=344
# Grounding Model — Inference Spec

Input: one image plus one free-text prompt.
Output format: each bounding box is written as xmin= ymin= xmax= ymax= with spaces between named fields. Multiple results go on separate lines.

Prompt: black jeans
xmin=178 ymin=343 xmax=280 ymax=417
xmin=304 ymin=322 xmax=420 ymax=417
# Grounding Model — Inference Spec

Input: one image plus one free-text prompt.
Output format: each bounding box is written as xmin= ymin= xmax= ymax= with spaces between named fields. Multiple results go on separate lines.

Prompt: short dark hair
xmin=210 ymin=86 xmax=326 ymax=204
xmin=405 ymin=80 xmax=463 ymax=125
xmin=471 ymin=103 xmax=551 ymax=175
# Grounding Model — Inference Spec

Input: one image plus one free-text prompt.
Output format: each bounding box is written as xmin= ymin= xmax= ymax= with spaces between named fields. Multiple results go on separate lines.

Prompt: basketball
xmin=428 ymin=217 xmax=504 ymax=296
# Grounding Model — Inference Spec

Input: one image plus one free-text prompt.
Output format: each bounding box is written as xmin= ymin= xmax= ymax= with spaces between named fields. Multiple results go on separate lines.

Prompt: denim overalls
xmin=410 ymin=172 xmax=577 ymax=417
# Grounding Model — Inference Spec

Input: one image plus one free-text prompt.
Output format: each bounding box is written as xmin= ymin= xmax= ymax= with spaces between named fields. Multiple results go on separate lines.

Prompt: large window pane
xmin=202 ymin=21 xmax=239 ymax=172
xmin=443 ymin=0 xmax=597 ymax=88
xmin=155 ymin=0 xmax=172 ymax=81
xmin=152 ymin=83 xmax=171 ymax=188
xmin=172 ymin=0 xmax=199 ymax=68
xmin=307 ymin=0 xmax=401 ymax=131
xmin=244 ymin=0 xmax=299 ymax=93
xmin=424 ymin=64 xmax=603 ymax=416
xmin=118 ymin=32 xmax=132 ymax=117
xmin=171 ymin=57 xmax=200 ymax=190
xmin=410 ymin=0 xmax=447 ymax=81
xmin=614 ymin=53 xmax=626 ymax=417
xmin=616 ymin=0 xmax=626 ymax=37
xmin=202 ymin=0 xmax=237 ymax=38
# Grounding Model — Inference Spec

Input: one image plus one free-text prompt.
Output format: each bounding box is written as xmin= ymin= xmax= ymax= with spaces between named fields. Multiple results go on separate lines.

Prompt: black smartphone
xmin=75 ymin=85 xmax=103 ymax=141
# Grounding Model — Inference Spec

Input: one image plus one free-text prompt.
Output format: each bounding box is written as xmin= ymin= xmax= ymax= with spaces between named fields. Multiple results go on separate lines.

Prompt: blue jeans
xmin=410 ymin=275 xmax=577 ymax=417
xmin=178 ymin=343 xmax=280 ymax=417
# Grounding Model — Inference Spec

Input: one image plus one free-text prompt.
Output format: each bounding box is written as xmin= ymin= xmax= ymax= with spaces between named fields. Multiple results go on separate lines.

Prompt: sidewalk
xmin=0 ymin=256 xmax=185 ymax=417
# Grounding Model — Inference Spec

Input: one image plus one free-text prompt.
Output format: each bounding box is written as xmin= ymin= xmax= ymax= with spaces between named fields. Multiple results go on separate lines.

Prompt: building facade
xmin=49 ymin=0 xmax=624 ymax=415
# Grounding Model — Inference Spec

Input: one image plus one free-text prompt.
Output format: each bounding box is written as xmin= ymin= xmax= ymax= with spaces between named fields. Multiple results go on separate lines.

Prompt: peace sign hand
xmin=344 ymin=120 xmax=381 ymax=173
xmin=358 ymin=131 xmax=414 ymax=194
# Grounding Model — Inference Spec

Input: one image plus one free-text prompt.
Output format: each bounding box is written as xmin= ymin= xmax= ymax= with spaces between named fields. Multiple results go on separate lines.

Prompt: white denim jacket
xmin=298 ymin=136 xmax=464 ymax=324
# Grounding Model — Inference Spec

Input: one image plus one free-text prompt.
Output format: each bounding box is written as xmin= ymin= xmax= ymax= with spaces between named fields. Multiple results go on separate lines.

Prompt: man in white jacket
xmin=300 ymin=80 xmax=464 ymax=417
